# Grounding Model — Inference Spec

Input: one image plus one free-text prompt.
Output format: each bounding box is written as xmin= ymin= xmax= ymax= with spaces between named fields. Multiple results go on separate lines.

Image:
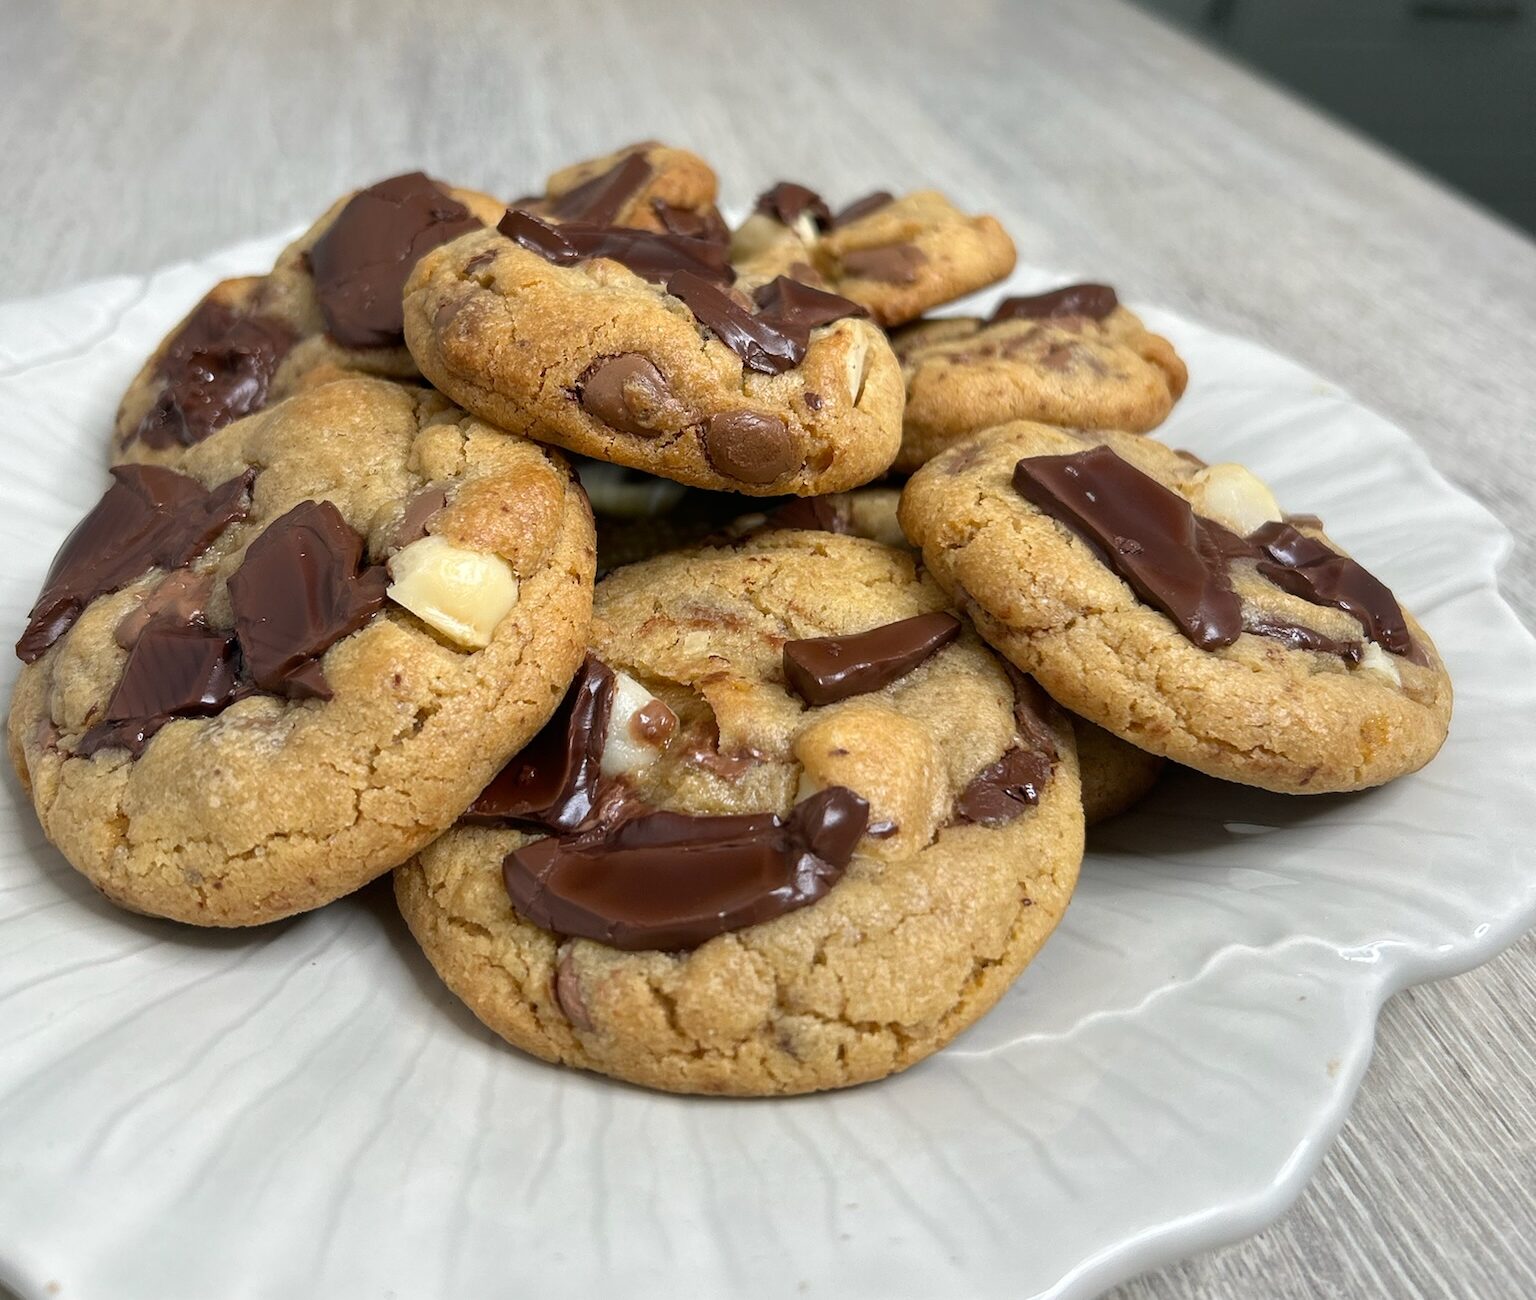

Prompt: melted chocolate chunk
xmin=498 ymin=209 xmax=732 ymax=286
xmin=306 ymin=172 xmax=483 ymax=348
xmin=17 ymin=465 xmax=255 ymax=663
xmin=703 ymin=411 xmax=794 ymax=484
xmin=227 ymin=500 xmax=388 ymax=700
xmin=466 ymin=657 xmax=617 ymax=833
xmin=576 ymin=354 xmax=678 ymax=437
xmin=830 ymin=191 xmax=895 ymax=228
xmin=546 ymin=153 xmax=654 ymax=225
xmin=76 ymin=615 xmax=242 ymax=757
xmin=1249 ymin=522 xmax=1422 ymax=661
xmin=651 ymin=200 xmax=729 ymax=245
xmin=503 ymin=785 xmax=870 ymax=951
xmin=1014 ymin=446 xmax=1245 ymax=649
xmin=133 ymin=299 xmax=295 ymax=449
xmin=991 ymin=284 xmax=1119 ymax=323
xmin=665 ymin=272 xmax=865 ymax=376
xmin=839 ymin=244 xmax=927 ymax=285
xmin=1243 ymin=612 xmax=1363 ymax=662
xmin=755 ymin=182 xmax=832 ymax=230
xmin=783 ymin=612 xmax=961 ymax=706
xmin=956 ymin=748 xmax=1053 ymax=825
xmin=114 ymin=570 xmax=214 ymax=650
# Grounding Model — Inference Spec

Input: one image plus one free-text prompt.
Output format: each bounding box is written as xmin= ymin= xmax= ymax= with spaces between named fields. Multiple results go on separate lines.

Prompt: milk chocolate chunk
xmin=956 ymin=748 xmax=1053 ymax=825
xmin=991 ymin=284 xmax=1119 ymax=323
xmin=17 ymin=465 xmax=255 ymax=663
xmin=703 ymin=411 xmax=794 ymax=484
xmin=830 ymin=191 xmax=895 ymax=228
xmin=838 ymin=244 xmax=927 ymax=285
xmin=665 ymin=272 xmax=864 ymax=376
xmin=390 ymin=485 xmax=450 ymax=551
xmin=227 ymin=500 xmax=388 ymax=700
xmin=755 ymin=182 xmax=832 ymax=230
xmin=546 ymin=153 xmax=654 ymax=225
xmin=133 ymin=300 xmax=295 ymax=449
xmin=76 ymin=615 xmax=242 ymax=758
xmin=498 ymin=209 xmax=732 ymax=285
xmin=503 ymin=786 xmax=870 ymax=951
xmin=466 ymin=656 xmax=617 ymax=833
xmin=1014 ymin=446 xmax=1245 ymax=650
xmin=577 ymin=354 xmax=678 ymax=437
xmin=783 ymin=612 xmax=961 ymax=706
xmin=307 ymin=172 xmax=483 ymax=348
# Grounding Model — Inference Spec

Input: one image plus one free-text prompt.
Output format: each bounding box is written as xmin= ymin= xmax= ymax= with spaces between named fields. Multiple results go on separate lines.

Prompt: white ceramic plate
xmin=1 ymin=236 xmax=1533 ymax=1300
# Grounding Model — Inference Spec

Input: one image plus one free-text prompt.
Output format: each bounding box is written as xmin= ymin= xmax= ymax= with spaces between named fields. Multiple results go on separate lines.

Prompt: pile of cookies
xmin=9 ymin=143 xmax=1453 ymax=1096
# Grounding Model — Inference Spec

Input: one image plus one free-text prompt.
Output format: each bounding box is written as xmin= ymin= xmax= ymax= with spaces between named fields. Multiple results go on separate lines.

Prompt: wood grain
xmin=1 ymin=0 xmax=1533 ymax=1295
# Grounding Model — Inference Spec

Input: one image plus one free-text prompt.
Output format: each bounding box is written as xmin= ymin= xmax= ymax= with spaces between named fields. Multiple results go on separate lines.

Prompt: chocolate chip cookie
xmin=395 ymin=531 xmax=1083 ymax=1095
xmin=900 ymin=423 xmax=1452 ymax=793
xmin=11 ymin=377 xmax=595 ymax=925
xmin=403 ymin=211 xmax=904 ymax=494
xmin=891 ymin=283 xmax=1188 ymax=471
xmin=732 ymin=183 xmax=1017 ymax=326
xmin=114 ymin=172 xmax=505 ymax=464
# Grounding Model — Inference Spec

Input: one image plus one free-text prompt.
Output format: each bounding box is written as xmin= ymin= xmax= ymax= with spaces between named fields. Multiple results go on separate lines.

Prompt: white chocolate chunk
xmin=842 ymin=326 xmax=870 ymax=404
xmin=1357 ymin=641 xmax=1403 ymax=686
xmin=1188 ymin=463 xmax=1284 ymax=536
xmin=386 ymin=535 xmax=518 ymax=650
xmin=600 ymin=671 xmax=677 ymax=777
xmin=790 ymin=211 xmax=822 ymax=248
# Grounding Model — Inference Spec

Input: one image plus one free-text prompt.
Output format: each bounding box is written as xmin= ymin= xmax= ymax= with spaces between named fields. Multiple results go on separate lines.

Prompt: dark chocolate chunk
xmin=306 ymin=172 xmax=483 ymax=348
xmin=76 ymin=615 xmax=242 ymax=757
xmin=576 ymin=354 xmax=678 ymax=437
xmin=133 ymin=299 xmax=295 ymax=449
xmin=1014 ymin=446 xmax=1245 ymax=650
xmin=755 ymin=182 xmax=832 ymax=230
xmin=391 ymin=485 xmax=450 ymax=550
xmin=114 ymin=570 xmax=214 ymax=650
xmin=783 ymin=612 xmax=961 ymax=706
xmin=1249 ymin=522 xmax=1422 ymax=661
xmin=762 ymin=496 xmax=847 ymax=534
xmin=17 ymin=465 xmax=255 ymax=663
xmin=830 ymin=191 xmax=895 ymax=228
xmin=839 ymin=244 xmax=927 ymax=285
xmin=503 ymin=785 xmax=870 ymax=951
xmin=1243 ymin=612 xmax=1362 ymax=663
xmin=466 ymin=656 xmax=617 ymax=834
xmin=651 ymin=200 xmax=730 ymax=245
xmin=991 ymin=284 xmax=1119 ymax=323
xmin=665 ymin=272 xmax=865 ymax=377
xmin=956 ymin=748 xmax=1053 ymax=825
xmin=498 ymin=209 xmax=732 ymax=286
xmin=226 ymin=500 xmax=388 ymax=700
xmin=546 ymin=153 xmax=654 ymax=225
xmin=703 ymin=411 xmax=794 ymax=484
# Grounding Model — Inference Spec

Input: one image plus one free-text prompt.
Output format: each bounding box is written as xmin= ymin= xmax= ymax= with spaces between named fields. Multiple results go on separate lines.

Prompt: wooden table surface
xmin=3 ymin=0 xmax=1533 ymax=1295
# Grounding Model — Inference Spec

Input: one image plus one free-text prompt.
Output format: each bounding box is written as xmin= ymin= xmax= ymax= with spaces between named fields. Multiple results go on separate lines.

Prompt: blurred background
xmin=1135 ymin=0 xmax=1535 ymax=230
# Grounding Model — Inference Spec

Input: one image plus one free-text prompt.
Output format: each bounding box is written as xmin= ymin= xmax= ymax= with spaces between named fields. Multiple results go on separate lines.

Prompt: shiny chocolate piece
xmin=466 ymin=656 xmax=617 ymax=833
xmin=830 ymin=191 xmax=895 ymax=228
xmin=1243 ymin=612 xmax=1362 ymax=663
xmin=546 ymin=153 xmax=654 ymax=225
xmin=839 ymin=244 xmax=927 ymax=285
xmin=783 ymin=611 xmax=962 ymax=706
xmin=498 ymin=209 xmax=732 ymax=286
xmin=1250 ymin=522 xmax=1422 ymax=661
xmin=133 ymin=299 xmax=296 ymax=449
xmin=306 ymin=172 xmax=483 ymax=348
xmin=703 ymin=411 xmax=794 ymax=484
xmin=665 ymin=272 xmax=864 ymax=376
xmin=991 ymin=283 xmax=1119 ymax=323
xmin=503 ymin=785 xmax=870 ymax=951
xmin=956 ymin=748 xmax=1053 ymax=825
xmin=651 ymin=200 xmax=729 ymax=245
xmin=114 ymin=570 xmax=214 ymax=650
xmin=390 ymin=485 xmax=450 ymax=551
xmin=227 ymin=500 xmax=388 ymax=700
xmin=755 ymin=182 xmax=832 ymax=230
xmin=576 ymin=354 xmax=678 ymax=437
xmin=17 ymin=465 xmax=255 ymax=663
xmin=76 ymin=615 xmax=242 ymax=757
xmin=1014 ymin=446 xmax=1245 ymax=650
xmin=633 ymin=697 xmax=678 ymax=746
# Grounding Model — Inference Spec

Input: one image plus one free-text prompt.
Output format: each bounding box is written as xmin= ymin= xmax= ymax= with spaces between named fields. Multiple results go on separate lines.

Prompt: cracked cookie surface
xmin=11 ymin=378 xmax=595 ymax=925
xmin=395 ymin=532 xmax=1082 ymax=1095
xmin=900 ymin=423 xmax=1452 ymax=792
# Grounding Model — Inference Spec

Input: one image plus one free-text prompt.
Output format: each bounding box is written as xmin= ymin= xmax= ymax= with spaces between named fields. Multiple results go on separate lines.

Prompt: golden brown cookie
xmin=1075 ymin=718 xmax=1163 ymax=825
xmin=396 ymin=532 xmax=1083 ymax=1095
xmin=114 ymin=173 xmax=505 ymax=465
xmin=899 ymin=423 xmax=1452 ymax=793
xmin=891 ymin=283 xmax=1187 ymax=471
xmin=11 ymin=378 xmax=595 ymax=925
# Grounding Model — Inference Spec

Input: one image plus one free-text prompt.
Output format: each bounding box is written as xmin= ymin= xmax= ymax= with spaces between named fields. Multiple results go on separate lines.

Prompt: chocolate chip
xmin=703 ymin=411 xmax=795 ymax=484
xmin=463 ymin=249 xmax=498 ymax=276
xmin=306 ymin=172 xmax=483 ymax=349
xmin=803 ymin=391 xmax=824 ymax=412
xmin=227 ymin=500 xmax=389 ymax=700
xmin=991 ymin=284 xmax=1119 ymax=323
xmin=838 ymin=244 xmax=927 ymax=285
xmin=576 ymin=355 xmax=678 ymax=438
xmin=782 ymin=612 xmax=961 ymax=706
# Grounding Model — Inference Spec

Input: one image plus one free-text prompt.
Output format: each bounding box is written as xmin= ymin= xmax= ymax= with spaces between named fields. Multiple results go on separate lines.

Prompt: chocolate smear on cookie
xmin=133 ymin=299 xmax=296 ymax=449
xmin=666 ymin=272 xmax=865 ymax=376
xmin=466 ymin=656 xmax=618 ymax=834
xmin=307 ymin=172 xmax=483 ymax=348
xmin=503 ymin=785 xmax=869 ymax=951
xmin=546 ymin=153 xmax=655 ymax=225
xmin=227 ymin=500 xmax=388 ymax=700
xmin=499 ymin=209 xmax=732 ymax=286
xmin=838 ymin=244 xmax=927 ymax=285
xmin=991 ymin=284 xmax=1119 ymax=323
xmin=755 ymin=182 xmax=832 ymax=231
xmin=18 ymin=465 xmax=255 ymax=663
xmin=783 ymin=612 xmax=961 ymax=706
